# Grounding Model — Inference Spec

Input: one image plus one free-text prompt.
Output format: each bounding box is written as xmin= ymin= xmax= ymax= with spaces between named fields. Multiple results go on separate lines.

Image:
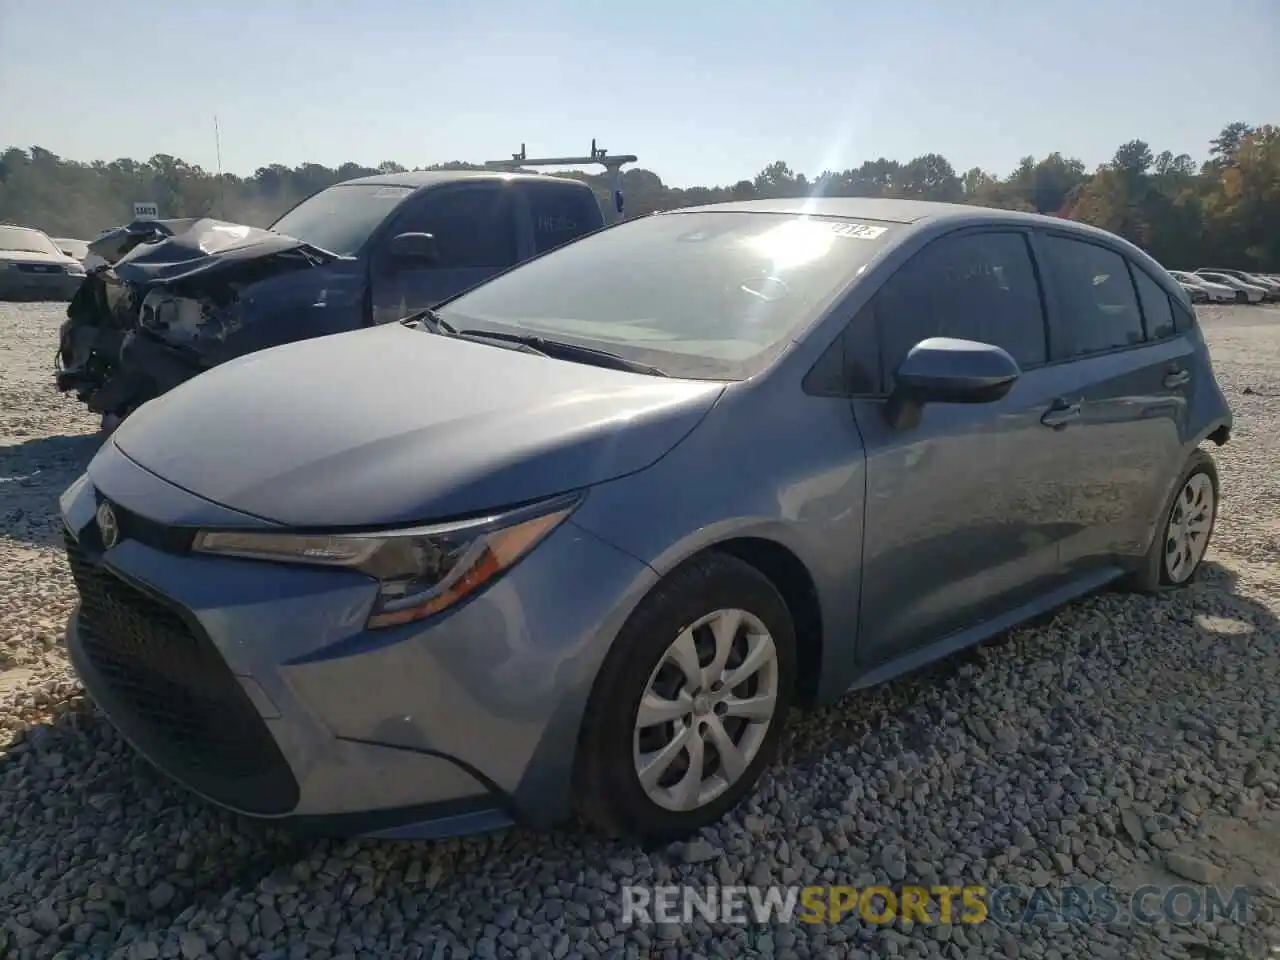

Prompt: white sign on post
xmin=132 ymin=202 xmax=159 ymax=221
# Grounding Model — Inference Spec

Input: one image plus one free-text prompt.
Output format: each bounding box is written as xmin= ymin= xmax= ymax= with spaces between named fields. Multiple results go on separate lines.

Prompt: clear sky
xmin=1 ymin=0 xmax=1276 ymax=188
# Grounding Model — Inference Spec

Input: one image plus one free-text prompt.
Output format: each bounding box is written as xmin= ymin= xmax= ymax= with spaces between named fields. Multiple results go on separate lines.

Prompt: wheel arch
xmin=706 ymin=537 xmax=825 ymax=708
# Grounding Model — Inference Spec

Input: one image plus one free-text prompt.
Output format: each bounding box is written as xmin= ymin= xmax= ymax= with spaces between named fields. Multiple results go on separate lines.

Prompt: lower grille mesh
xmin=65 ymin=530 xmax=299 ymax=814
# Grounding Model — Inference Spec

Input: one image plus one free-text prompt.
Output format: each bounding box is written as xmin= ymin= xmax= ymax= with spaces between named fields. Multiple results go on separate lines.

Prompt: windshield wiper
xmin=408 ymin=308 xmax=457 ymax=335
xmin=409 ymin=310 xmax=550 ymax=357
xmin=456 ymin=329 xmax=669 ymax=377
xmin=407 ymin=312 xmax=667 ymax=375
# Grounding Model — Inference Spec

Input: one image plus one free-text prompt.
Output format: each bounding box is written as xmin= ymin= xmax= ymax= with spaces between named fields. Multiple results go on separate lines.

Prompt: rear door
xmin=1033 ymin=232 xmax=1193 ymax=575
xmin=513 ymin=179 xmax=604 ymax=256
xmin=851 ymin=228 xmax=1074 ymax=668
xmin=369 ymin=182 xmax=522 ymax=324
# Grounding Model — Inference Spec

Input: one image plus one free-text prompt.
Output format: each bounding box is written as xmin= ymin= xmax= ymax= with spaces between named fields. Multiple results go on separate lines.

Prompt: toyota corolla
xmin=60 ymin=198 xmax=1231 ymax=844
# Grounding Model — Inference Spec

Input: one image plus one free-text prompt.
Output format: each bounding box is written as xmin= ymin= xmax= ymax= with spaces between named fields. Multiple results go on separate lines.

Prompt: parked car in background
xmin=1242 ymin=274 xmax=1280 ymax=300
xmin=0 ymin=224 xmax=86 ymax=300
xmin=1195 ymin=268 xmax=1278 ymax=302
xmin=52 ymin=237 xmax=109 ymax=273
xmin=1168 ymin=270 xmax=1237 ymax=304
xmin=54 ymin=237 xmax=89 ymax=261
xmin=1194 ymin=270 xmax=1267 ymax=303
xmin=55 ymin=171 xmax=607 ymax=429
xmin=1169 ymin=271 xmax=1209 ymax=303
xmin=61 ymin=198 xmax=1230 ymax=844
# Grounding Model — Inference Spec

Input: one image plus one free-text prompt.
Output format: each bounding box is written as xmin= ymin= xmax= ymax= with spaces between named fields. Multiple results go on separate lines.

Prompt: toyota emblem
xmin=96 ymin=501 xmax=120 ymax=549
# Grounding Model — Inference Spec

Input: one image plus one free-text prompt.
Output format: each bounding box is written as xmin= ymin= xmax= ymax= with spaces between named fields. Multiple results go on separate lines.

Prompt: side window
xmin=392 ymin=186 xmax=517 ymax=269
xmin=877 ymin=231 xmax=1047 ymax=387
xmin=1130 ymin=264 xmax=1177 ymax=340
xmin=802 ymin=301 xmax=881 ymax=397
xmin=1042 ymin=236 xmax=1144 ymax=357
xmin=523 ymin=182 xmax=600 ymax=255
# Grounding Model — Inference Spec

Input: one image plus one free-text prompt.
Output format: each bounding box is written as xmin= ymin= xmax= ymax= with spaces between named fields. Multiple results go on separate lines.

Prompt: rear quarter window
xmin=1129 ymin=265 xmax=1177 ymax=340
xmin=525 ymin=182 xmax=602 ymax=254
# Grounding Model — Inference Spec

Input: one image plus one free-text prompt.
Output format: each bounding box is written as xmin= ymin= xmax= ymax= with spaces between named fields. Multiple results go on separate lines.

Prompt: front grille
xmin=15 ymin=262 xmax=66 ymax=274
xmin=65 ymin=530 xmax=299 ymax=815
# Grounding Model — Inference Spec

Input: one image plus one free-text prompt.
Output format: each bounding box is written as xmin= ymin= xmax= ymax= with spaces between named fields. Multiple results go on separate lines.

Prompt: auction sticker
xmin=828 ymin=222 xmax=888 ymax=240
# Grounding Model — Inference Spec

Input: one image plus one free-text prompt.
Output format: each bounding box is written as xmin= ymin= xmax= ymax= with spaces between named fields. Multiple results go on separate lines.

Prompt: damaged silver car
xmin=55 ymin=171 xmax=606 ymax=430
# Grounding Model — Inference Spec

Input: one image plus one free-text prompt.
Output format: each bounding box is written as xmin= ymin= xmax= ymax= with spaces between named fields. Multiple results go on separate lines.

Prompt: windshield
xmin=268 ymin=183 xmax=414 ymax=256
xmin=0 ymin=225 xmax=62 ymax=256
xmin=435 ymin=211 xmax=897 ymax=380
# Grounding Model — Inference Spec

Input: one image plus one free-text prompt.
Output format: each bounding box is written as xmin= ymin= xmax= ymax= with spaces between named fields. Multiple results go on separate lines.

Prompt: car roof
xmin=336 ymin=170 xmax=593 ymax=191
xmin=664 ymin=197 xmax=1128 ymax=244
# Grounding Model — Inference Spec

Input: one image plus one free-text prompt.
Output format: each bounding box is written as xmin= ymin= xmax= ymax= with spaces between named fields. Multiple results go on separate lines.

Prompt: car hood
xmin=89 ymin=217 xmax=337 ymax=279
xmin=110 ymin=323 xmax=725 ymax=527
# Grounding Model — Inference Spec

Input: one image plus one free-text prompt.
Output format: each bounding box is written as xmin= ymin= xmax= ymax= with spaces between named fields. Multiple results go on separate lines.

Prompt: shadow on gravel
xmin=776 ymin=556 xmax=1278 ymax=805
xmin=0 ymin=557 xmax=1274 ymax=954
xmin=0 ymin=433 xmax=101 ymax=547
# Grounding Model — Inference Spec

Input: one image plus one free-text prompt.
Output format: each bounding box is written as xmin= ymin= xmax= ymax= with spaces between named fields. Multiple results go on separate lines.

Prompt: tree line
xmin=1 ymin=122 xmax=1276 ymax=270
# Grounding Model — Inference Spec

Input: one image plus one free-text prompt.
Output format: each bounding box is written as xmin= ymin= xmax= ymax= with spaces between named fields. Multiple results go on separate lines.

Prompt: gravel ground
xmin=2 ymin=301 xmax=1279 ymax=960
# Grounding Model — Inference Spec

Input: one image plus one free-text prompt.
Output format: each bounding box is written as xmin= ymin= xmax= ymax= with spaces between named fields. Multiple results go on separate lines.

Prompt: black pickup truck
xmin=56 ymin=171 xmax=605 ymax=427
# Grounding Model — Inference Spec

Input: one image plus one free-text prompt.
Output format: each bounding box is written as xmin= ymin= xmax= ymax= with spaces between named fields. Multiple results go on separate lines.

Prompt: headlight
xmin=65 ymin=262 xmax=86 ymax=276
xmin=192 ymin=494 xmax=582 ymax=628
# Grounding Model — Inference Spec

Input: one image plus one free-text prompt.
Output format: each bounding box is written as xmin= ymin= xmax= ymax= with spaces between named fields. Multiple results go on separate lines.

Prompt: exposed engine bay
xmin=55 ymin=218 xmax=342 ymax=429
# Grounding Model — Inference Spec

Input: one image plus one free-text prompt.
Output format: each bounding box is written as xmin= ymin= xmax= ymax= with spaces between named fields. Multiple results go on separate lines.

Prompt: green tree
xmin=3 ymin=120 xmax=1277 ymax=269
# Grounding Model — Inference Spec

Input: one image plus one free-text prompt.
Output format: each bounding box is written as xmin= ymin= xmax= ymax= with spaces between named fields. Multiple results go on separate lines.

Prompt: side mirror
xmin=883 ymin=336 xmax=1020 ymax=430
xmin=388 ymin=231 xmax=438 ymax=265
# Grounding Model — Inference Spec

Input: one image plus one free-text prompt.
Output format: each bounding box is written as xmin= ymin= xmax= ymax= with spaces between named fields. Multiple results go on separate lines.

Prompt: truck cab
xmin=266 ymin=171 xmax=607 ymax=325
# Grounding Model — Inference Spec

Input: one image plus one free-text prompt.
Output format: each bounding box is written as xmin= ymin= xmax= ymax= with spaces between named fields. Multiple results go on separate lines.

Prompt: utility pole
xmin=214 ymin=115 xmax=225 ymax=219
xmin=484 ymin=139 xmax=637 ymax=223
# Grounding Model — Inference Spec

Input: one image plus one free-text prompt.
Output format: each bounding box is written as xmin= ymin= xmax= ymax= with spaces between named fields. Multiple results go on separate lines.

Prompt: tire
xmin=574 ymin=552 xmax=797 ymax=845
xmin=1124 ymin=449 xmax=1219 ymax=593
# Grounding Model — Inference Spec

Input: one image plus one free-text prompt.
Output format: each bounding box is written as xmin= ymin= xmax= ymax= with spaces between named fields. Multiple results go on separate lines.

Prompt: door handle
xmin=1041 ymin=401 xmax=1081 ymax=428
xmin=1164 ymin=368 xmax=1190 ymax=389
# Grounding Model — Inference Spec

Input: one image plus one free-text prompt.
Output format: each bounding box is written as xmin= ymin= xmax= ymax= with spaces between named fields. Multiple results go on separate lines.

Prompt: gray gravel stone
xmin=1164 ymin=852 xmax=1224 ymax=885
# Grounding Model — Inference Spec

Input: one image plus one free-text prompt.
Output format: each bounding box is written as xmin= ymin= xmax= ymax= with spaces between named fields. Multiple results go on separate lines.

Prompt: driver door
xmin=369 ymin=183 xmax=523 ymax=325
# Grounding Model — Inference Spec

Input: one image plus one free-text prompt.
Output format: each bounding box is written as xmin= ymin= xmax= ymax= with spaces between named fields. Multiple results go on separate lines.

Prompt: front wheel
xmin=574 ymin=552 xmax=796 ymax=844
xmin=1125 ymin=449 xmax=1219 ymax=592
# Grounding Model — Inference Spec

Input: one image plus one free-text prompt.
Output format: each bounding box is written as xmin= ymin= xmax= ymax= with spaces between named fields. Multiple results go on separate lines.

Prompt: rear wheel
xmin=574 ymin=552 xmax=796 ymax=844
xmin=1125 ymin=449 xmax=1218 ymax=592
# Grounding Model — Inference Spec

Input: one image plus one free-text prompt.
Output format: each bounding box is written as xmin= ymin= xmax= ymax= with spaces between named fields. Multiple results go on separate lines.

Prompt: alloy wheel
xmin=1165 ymin=472 xmax=1215 ymax=584
xmin=632 ymin=608 xmax=779 ymax=812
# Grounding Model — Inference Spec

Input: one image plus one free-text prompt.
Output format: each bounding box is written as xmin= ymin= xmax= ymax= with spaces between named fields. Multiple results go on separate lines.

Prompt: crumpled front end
xmin=53 ymin=217 xmax=346 ymax=418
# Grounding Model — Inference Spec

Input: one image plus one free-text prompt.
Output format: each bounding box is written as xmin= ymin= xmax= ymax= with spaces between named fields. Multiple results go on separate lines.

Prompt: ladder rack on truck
xmin=484 ymin=140 xmax=637 ymax=223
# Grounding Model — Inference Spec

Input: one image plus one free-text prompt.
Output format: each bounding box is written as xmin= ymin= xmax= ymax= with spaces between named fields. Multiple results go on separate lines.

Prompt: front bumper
xmin=59 ymin=443 xmax=657 ymax=838
xmin=0 ymin=270 xmax=82 ymax=301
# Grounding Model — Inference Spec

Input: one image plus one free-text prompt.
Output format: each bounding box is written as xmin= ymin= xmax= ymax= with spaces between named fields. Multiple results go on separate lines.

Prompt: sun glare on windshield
xmin=743 ymin=218 xmax=837 ymax=271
